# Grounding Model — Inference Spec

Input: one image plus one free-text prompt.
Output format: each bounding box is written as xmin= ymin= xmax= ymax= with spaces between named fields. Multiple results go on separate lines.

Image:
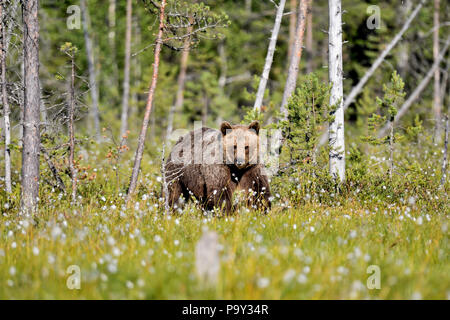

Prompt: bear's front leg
xmin=237 ymin=167 xmax=271 ymax=213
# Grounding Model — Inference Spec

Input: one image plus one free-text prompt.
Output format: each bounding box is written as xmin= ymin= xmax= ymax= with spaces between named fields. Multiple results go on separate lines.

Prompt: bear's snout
xmin=235 ymin=158 xmax=246 ymax=168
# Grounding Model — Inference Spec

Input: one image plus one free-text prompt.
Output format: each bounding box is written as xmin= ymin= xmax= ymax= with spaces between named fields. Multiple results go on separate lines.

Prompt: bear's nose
xmin=235 ymin=158 xmax=245 ymax=166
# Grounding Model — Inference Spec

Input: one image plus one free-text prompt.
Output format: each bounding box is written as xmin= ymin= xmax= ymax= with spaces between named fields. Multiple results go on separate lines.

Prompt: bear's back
xmin=168 ymin=127 xmax=223 ymax=167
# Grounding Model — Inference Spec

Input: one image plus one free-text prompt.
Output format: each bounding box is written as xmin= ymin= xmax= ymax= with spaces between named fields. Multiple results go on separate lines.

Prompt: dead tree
xmin=126 ymin=0 xmax=227 ymax=204
xmin=120 ymin=0 xmax=132 ymax=141
xmin=61 ymin=43 xmax=78 ymax=203
xmin=280 ymin=0 xmax=308 ymax=119
xmin=80 ymin=0 xmax=100 ymax=140
xmin=108 ymin=0 xmax=119 ymax=87
xmin=305 ymin=0 xmax=313 ymax=74
xmin=317 ymin=0 xmax=427 ymax=147
xmin=126 ymin=0 xmax=167 ymax=204
xmin=287 ymin=0 xmax=297 ymax=65
xmin=21 ymin=0 xmax=41 ymax=213
xmin=341 ymin=0 xmax=426 ymax=112
xmin=253 ymin=0 xmax=286 ymax=113
xmin=378 ymin=38 xmax=450 ymax=137
xmin=433 ymin=0 xmax=442 ymax=142
xmin=1 ymin=1 xmax=12 ymax=193
xmin=328 ymin=0 xmax=345 ymax=183
xmin=41 ymin=146 xmax=66 ymax=193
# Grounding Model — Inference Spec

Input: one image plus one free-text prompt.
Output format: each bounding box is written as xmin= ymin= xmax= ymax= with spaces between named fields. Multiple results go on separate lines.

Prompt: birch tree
xmin=80 ymin=0 xmax=100 ymax=140
xmin=328 ymin=0 xmax=345 ymax=183
xmin=253 ymin=0 xmax=286 ymax=112
xmin=280 ymin=0 xmax=308 ymax=119
xmin=21 ymin=0 xmax=40 ymax=213
xmin=120 ymin=0 xmax=132 ymax=140
xmin=1 ymin=1 xmax=11 ymax=193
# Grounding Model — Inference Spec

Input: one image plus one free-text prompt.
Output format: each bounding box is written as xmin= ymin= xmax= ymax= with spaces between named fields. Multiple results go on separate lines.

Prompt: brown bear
xmin=165 ymin=120 xmax=271 ymax=213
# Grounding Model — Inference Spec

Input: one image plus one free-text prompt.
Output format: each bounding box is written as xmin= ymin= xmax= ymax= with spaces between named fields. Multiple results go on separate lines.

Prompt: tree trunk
xmin=21 ymin=0 xmax=41 ymax=213
xmin=108 ymin=0 xmax=118 ymax=87
xmin=280 ymin=0 xmax=308 ymax=119
xmin=253 ymin=0 xmax=286 ymax=112
xmin=397 ymin=0 xmax=411 ymax=78
xmin=166 ymin=19 xmax=193 ymax=143
xmin=131 ymin=11 xmax=142 ymax=118
xmin=388 ymin=119 xmax=394 ymax=178
xmin=1 ymin=2 xmax=12 ymax=193
xmin=317 ymin=0 xmax=426 ymax=148
xmin=218 ymin=40 xmax=227 ymax=89
xmin=68 ymin=53 xmax=77 ymax=203
xmin=305 ymin=0 xmax=313 ymax=74
xmin=245 ymin=0 xmax=252 ymax=14
xmin=120 ymin=0 xmax=132 ymax=140
xmin=80 ymin=0 xmax=100 ymax=140
xmin=126 ymin=0 xmax=167 ymax=204
xmin=39 ymin=79 xmax=47 ymax=130
xmin=433 ymin=0 xmax=441 ymax=142
xmin=287 ymin=0 xmax=297 ymax=65
xmin=378 ymin=38 xmax=450 ymax=137
xmin=328 ymin=0 xmax=345 ymax=183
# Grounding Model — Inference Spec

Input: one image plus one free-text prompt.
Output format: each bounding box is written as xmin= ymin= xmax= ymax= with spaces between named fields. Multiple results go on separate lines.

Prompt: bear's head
xmin=220 ymin=120 xmax=260 ymax=170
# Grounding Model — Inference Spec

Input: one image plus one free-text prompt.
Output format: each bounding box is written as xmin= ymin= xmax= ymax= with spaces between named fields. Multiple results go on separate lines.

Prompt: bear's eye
xmin=245 ymin=146 xmax=249 ymax=151
xmin=233 ymin=145 xmax=237 ymax=150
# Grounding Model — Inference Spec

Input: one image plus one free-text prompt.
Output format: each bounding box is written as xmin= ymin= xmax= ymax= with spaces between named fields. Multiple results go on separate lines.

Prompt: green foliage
xmin=278 ymin=73 xmax=332 ymax=163
xmin=361 ymin=71 xmax=405 ymax=145
xmin=242 ymin=108 xmax=264 ymax=124
xmin=60 ymin=42 xmax=78 ymax=56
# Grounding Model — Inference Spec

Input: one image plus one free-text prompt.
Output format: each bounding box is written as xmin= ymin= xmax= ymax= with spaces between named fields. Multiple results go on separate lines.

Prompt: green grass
xmin=0 ymin=194 xmax=448 ymax=299
xmin=0 ymin=138 xmax=448 ymax=299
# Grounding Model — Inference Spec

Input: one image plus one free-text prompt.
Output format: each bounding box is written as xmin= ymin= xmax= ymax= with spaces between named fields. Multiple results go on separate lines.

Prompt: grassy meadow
xmin=0 ymin=138 xmax=448 ymax=300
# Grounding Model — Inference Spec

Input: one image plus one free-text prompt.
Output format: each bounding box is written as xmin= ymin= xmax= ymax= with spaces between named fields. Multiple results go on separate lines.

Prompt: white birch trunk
xmin=328 ymin=0 xmax=345 ymax=183
xmin=253 ymin=0 xmax=286 ymax=112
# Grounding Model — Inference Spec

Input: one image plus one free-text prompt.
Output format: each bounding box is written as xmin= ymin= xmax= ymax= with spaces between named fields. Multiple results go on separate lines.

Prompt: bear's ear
xmin=248 ymin=120 xmax=260 ymax=135
xmin=220 ymin=121 xmax=233 ymax=136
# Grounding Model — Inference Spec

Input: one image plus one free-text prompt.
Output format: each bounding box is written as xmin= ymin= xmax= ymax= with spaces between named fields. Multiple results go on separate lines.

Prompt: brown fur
xmin=165 ymin=121 xmax=271 ymax=213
